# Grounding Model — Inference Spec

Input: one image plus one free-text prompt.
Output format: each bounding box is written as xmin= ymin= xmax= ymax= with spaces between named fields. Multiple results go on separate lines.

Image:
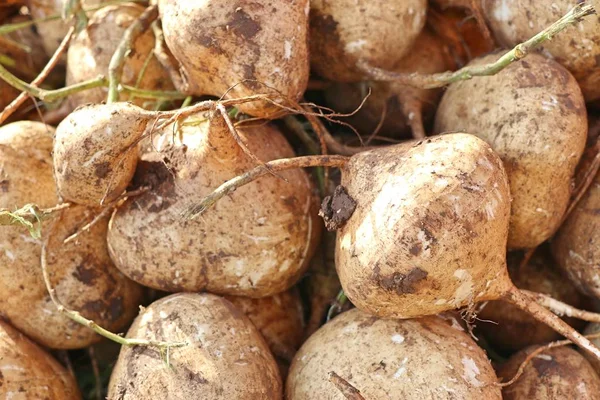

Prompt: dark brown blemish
xmin=372 ymin=265 xmax=428 ymax=295
xmin=311 ymin=13 xmax=338 ymax=35
xmin=72 ymin=263 xmax=98 ymax=286
xmin=197 ymin=35 xmax=225 ymax=55
xmin=109 ymin=297 xmax=123 ymax=322
xmin=94 ymin=161 xmax=111 ymax=179
xmin=228 ymin=9 xmax=261 ymax=39
xmin=319 ymin=185 xmax=357 ymax=231
xmin=532 ymin=355 xmax=559 ymax=376
xmin=0 ymin=180 xmax=9 ymax=193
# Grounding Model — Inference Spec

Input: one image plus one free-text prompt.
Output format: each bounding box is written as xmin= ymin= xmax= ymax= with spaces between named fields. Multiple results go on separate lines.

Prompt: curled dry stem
xmin=64 ymin=186 xmax=150 ymax=244
xmin=0 ymin=26 xmax=74 ymax=124
xmin=184 ymin=155 xmax=349 ymax=219
xmin=525 ymin=290 xmax=600 ymax=323
xmin=151 ymin=21 xmax=186 ymax=91
xmin=107 ymin=4 xmax=159 ymax=103
xmin=497 ymin=331 xmax=600 ymax=387
xmin=328 ymin=371 xmax=365 ymax=400
xmin=503 ymin=287 xmax=600 ymax=361
xmin=359 ymin=2 xmax=596 ymax=88
xmin=40 ymin=213 xmax=187 ymax=361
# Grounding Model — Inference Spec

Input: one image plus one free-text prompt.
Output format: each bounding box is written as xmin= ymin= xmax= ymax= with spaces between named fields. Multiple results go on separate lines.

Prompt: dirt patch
xmin=319 ymin=185 xmax=357 ymax=231
xmin=372 ymin=266 xmax=428 ymax=295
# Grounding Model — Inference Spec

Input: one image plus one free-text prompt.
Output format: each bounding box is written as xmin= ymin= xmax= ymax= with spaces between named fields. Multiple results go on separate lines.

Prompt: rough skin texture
xmin=484 ymin=0 xmax=600 ymax=101
xmin=310 ymin=0 xmax=427 ymax=82
xmin=0 ymin=321 xmax=81 ymax=399
xmin=27 ymin=0 xmax=102 ymax=58
xmin=337 ymin=134 xmax=512 ymax=318
xmin=158 ymin=0 xmax=309 ymax=118
xmin=107 ymin=113 xmax=321 ymax=297
xmin=477 ymin=250 xmax=584 ymax=353
xmin=584 ymin=322 xmax=600 ymax=372
xmin=0 ymin=121 xmax=143 ymax=349
xmin=226 ymin=288 xmax=305 ymax=377
xmin=108 ymin=293 xmax=282 ymax=399
xmin=435 ymin=53 xmax=587 ymax=249
xmin=53 ymin=103 xmax=149 ymax=206
xmin=324 ymin=29 xmax=451 ymax=137
xmin=66 ymin=4 xmax=174 ymax=108
xmin=498 ymin=346 xmax=600 ymax=399
xmin=552 ymin=146 xmax=600 ymax=299
xmin=286 ymin=309 xmax=502 ymax=399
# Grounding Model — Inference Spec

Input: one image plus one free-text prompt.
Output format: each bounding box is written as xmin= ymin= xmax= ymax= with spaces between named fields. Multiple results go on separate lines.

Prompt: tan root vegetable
xmin=108 ymin=293 xmax=282 ymax=399
xmin=286 ymin=309 xmax=502 ymax=399
xmin=157 ymin=0 xmax=309 ymax=118
xmin=477 ymin=250 xmax=585 ymax=353
xmin=310 ymin=0 xmax=427 ymax=82
xmin=0 ymin=320 xmax=81 ymax=399
xmin=484 ymin=0 xmax=600 ymax=101
xmin=0 ymin=80 xmax=20 ymax=112
xmin=434 ymin=53 xmax=587 ymax=249
xmin=552 ymin=144 xmax=600 ymax=299
xmin=107 ymin=112 xmax=321 ymax=296
xmin=53 ymin=102 xmax=150 ymax=206
xmin=66 ymin=3 xmax=174 ymax=108
xmin=26 ymin=0 xmax=103 ymax=57
xmin=324 ymin=30 xmax=453 ymax=139
xmin=498 ymin=346 xmax=600 ymax=399
xmin=226 ymin=288 xmax=305 ymax=377
xmin=0 ymin=120 xmax=143 ymax=349
xmin=191 ymin=132 xmax=600 ymax=358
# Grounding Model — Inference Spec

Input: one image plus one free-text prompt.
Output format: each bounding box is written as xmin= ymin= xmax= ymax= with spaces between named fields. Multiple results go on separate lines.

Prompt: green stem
xmin=107 ymin=5 xmax=158 ymax=103
xmin=359 ymin=2 xmax=596 ymax=88
xmin=0 ymin=54 xmax=16 ymax=68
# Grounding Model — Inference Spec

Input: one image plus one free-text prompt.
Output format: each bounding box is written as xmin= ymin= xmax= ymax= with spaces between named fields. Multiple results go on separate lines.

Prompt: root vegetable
xmin=584 ymin=323 xmax=600 ymax=372
xmin=66 ymin=3 xmax=174 ymax=108
xmin=483 ymin=0 xmax=600 ymax=102
xmin=498 ymin=346 xmax=600 ymax=399
xmin=226 ymin=288 xmax=305 ymax=377
xmin=0 ymin=120 xmax=143 ymax=349
xmin=53 ymin=102 xmax=150 ymax=206
xmin=323 ymin=30 xmax=453 ymax=139
xmin=434 ymin=53 xmax=587 ymax=249
xmin=157 ymin=0 xmax=309 ymax=118
xmin=309 ymin=0 xmax=427 ymax=82
xmin=26 ymin=0 xmax=103 ymax=58
xmin=552 ymin=145 xmax=600 ymax=299
xmin=0 ymin=320 xmax=81 ymax=399
xmin=108 ymin=292 xmax=282 ymax=399
xmin=190 ymin=132 xmax=600 ymax=359
xmin=286 ymin=308 xmax=502 ymax=399
xmin=477 ymin=249 xmax=585 ymax=353
xmin=107 ymin=112 xmax=320 ymax=297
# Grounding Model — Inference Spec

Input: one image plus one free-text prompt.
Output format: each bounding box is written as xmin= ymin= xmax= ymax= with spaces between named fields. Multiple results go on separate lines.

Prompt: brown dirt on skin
xmin=371 ymin=265 xmax=428 ymax=295
xmin=319 ymin=185 xmax=357 ymax=231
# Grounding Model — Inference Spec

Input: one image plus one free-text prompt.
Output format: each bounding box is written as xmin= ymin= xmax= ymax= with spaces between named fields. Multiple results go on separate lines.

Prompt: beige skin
xmin=53 ymin=103 xmax=149 ymax=206
xmin=226 ymin=288 xmax=305 ymax=377
xmin=107 ymin=113 xmax=321 ymax=297
xmin=477 ymin=250 xmax=584 ymax=353
xmin=27 ymin=0 xmax=103 ymax=58
xmin=434 ymin=53 xmax=587 ymax=250
xmin=310 ymin=0 xmax=427 ymax=82
xmin=484 ymin=0 xmax=600 ymax=101
xmin=287 ymin=309 xmax=502 ymax=399
xmin=0 ymin=321 xmax=81 ymax=399
xmin=66 ymin=4 xmax=175 ymax=108
xmin=108 ymin=293 xmax=282 ymax=399
xmin=157 ymin=0 xmax=309 ymax=119
xmin=552 ymin=146 xmax=600 ymax=299
xmin=498 ymin=346 xmax=600 ymax=399
xmin=0 ymin=121 xmax=143 ymax=349
xmin=337 ymin=134 xmax=512 ymax=318
xmin=324 ymin=30 xmax=451 ymax=138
